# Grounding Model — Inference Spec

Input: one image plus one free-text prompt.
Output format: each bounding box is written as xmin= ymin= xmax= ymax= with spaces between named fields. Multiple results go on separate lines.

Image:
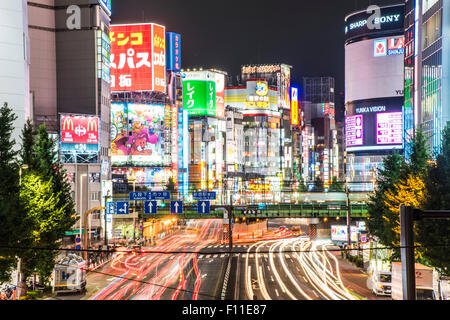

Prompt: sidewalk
xmin=330 ymin=248 xmax=389 ymax=300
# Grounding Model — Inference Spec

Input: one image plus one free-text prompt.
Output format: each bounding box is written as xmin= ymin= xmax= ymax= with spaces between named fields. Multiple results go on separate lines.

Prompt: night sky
xmin=111 ymin=0 xmax=402 ymax=117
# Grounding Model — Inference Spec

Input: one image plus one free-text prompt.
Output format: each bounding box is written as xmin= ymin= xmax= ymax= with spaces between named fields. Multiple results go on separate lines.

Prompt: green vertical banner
xmin=183 ymin=80 xmax=216 ymax=117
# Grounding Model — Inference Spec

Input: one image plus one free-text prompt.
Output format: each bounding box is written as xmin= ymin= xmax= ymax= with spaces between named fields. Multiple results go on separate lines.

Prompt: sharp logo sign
xmin=348 ymin=14 xmax=401 ymax=31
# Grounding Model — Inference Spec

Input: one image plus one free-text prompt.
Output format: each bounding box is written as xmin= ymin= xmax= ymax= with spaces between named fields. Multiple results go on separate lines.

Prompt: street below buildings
xmin=48 ymin=220 xmax=387 ymax=301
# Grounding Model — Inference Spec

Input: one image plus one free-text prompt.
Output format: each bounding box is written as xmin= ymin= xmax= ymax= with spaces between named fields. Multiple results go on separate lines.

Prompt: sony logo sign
xmin=356 ymin=106 xmax=386 ymax=113
xmin=349 ymin=14 xmax=401 ymax=30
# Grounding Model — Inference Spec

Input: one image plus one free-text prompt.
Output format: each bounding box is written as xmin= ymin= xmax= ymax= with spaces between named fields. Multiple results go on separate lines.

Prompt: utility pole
xmin=400 ymin=205 xmax=415 ymax=300
xmin=103 ymin=190 xmax=111 ymax=246
xmin=16 ymin=165 xmax=28 ymax=299
xmin=400 ymin=205 xmax=450 ymax=300
xmin=345 ymin=184 xmax=351 ymax=252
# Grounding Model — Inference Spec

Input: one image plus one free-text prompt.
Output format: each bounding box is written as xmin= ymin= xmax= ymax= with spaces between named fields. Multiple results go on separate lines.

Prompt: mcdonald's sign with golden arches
xmin=60 ymin=115 xmax=100 ymax=154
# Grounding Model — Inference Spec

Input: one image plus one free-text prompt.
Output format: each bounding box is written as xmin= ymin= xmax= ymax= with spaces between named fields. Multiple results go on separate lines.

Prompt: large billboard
xmin=182 ymin=71 xmax=216 ymax=117
xmin=241 ymin=64 xmax=292 ymax=110
xmin=110 ymin=103 xmax=168 ymax=166
xmin=346 ymin=97 xmax=403 ymax=152
xmin=345 ymin=37 xmax=404 ymax=103
xmin=60 ymin=115 xmax=100 ymax=154
xmin=110 ymin=23 xmax=166 ymax=93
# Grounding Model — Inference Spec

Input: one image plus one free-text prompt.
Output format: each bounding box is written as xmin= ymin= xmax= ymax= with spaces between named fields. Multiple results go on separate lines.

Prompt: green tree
xmin=18 ymin=124 xmax=76 ymax=286
xmin=313 ymin=177 xmax=324 ymax=192
xmin=367 ymin=152 xmax=406 ymax=259
xmin=19 ymin=119 xmax=36 ymax=168
xmin=419 ymin=123 xmax=450 ymax=275
xmin=19 ymin=172 xmax=65 ymax=285
xmin=367 ymin=127 xmax=430 ymax=261
xmin=297 ymin=177 xmax=308 ymax=192
xmin=165 ymin=177 xmax=176 ymax=193
xmin=0 ymin=103 xmax=25 ymax=282
xmin=328 ymin=177 xmax=344 ymax=192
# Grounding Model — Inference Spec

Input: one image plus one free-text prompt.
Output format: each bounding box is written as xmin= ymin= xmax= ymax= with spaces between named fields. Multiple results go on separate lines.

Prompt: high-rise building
xmin=181 ymin=69 xmax=227 ymax=203
xmin=302 ymin=77 xmax=339 ymax=187
xmin=405 ymin=0 xmax=450 ymax=157
xmin=344 ymin=4 xmax=405 ymax=192
xmin=0 ymin=0 xmax=31 ymax=147
xmin=225 ymin=64 xmax=292 ymax=203
xmin=110 ymin=23 xmax=187 ymax=240
xmin=26 ymin=0 xmax=112 ymax=245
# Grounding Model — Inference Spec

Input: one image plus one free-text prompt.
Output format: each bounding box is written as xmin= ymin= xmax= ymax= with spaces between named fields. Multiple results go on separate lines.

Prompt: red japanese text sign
xmin=110 ymin=23 xmax=166 ymax=93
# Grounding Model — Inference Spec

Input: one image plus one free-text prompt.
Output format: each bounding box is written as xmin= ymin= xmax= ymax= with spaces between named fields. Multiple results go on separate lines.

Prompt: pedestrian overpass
xmin=111 ymin=191 xmax=370 ymax=220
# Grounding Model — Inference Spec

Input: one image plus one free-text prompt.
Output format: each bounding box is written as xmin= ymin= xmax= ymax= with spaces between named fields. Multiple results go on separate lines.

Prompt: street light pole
xmin=104 ymin=190 xmax=111 ymax=246
xmin=16 ymin=164 xmax=28 ymax=300
xmin=345 ymin=183 xmax=351 ymax=252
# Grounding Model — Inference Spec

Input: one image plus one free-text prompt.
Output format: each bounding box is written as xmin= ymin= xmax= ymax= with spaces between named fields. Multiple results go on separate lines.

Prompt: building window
xmin=89 ymin=173 xmax=101 ymax=183
xmin=90 ymin=191 xmax=101 ymax=201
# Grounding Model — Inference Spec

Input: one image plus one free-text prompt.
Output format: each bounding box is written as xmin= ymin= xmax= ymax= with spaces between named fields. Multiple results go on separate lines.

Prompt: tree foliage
xmin=17 ymin=124 xmax=77 ymax=285
xmin=19 ymin=173 xmax=65 ymax=283
xmin=328 ymin=177 xmax=344 ymax=192
xmin=419 ymin=124 xmax=450 ymax=275
xmin=313 ymin=177 xmax=324 ymax=192
xmin=367 ymin=151 xmax=405 ymax=259
xmin=0 ymin=103 xmax=24 ymax=282
xmin=384 ymin=174 xmax=427 ymax=260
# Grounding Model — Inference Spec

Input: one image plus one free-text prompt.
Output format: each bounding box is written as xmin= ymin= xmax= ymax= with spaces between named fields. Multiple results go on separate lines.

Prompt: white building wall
xmin=0 ymin=0 xmax=30 ymax=147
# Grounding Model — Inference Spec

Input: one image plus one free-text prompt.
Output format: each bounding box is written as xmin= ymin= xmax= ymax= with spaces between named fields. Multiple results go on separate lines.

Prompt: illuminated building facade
xmin=302 ymin=77 xmax=339 ymax=188
xmin=404 ymin=0 xmax=450 ymax=157
xmin=110 ymin=24 xmax=187 ymax=240
xmin=345 ymin=4 xmax=405 ymax=192
xmin=225 ymin=64 xmax=292 ymax=203
xmin=181 ymin=69 xmax=227 ymax=203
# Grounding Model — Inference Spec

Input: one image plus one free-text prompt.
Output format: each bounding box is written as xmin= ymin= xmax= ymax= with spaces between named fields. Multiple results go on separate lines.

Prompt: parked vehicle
xmin=391 ymin=262 xmax=435 ymax=300
xmin=53 ymin=254 xmax=86 ymax=294
xmin=291 ymin=226 xmax=301 ymax=236
xmin=371 ymin=271 xmax=392 ymax=296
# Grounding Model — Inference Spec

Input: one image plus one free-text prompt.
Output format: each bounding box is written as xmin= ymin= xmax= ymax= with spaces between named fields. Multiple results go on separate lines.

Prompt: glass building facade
xmin=405 ymin=0 xmax=450 ymax=158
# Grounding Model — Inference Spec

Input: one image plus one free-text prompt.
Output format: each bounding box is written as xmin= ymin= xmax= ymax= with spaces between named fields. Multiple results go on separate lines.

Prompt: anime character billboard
xmin=111 ymin=103 xmax=166 ymax=166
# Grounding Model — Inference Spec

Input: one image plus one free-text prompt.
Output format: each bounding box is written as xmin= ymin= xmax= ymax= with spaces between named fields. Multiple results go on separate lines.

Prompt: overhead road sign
xmin=197 ymin=201 xmax=210 ymax=214
xmin=171 ymin=201 xmax=183 ymax=214
xmin=116 ymin=201 xmax=129 ymax=215
xmin=150 ymin=191 xmax=171 ymax=200
xmin=193 ymin=191 xmax=216 ymax=200
xmin=129 ymin=191 xmax=152 ymax=201
xmin=145 ymin=201 xmax=158 ymax=214
xmin=106 ymin=202 xmax=115 ymax=214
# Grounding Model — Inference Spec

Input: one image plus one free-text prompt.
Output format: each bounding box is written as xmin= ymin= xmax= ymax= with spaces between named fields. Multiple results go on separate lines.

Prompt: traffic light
xmin=160 ymin=202 xmax=166 ymax=208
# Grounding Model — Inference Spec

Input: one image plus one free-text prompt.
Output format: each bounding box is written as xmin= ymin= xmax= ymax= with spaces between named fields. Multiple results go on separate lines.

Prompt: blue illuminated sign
xmin=99 ymin=0 xmax=112 ymax=16
xmin=166 ymin=33 xmax=181 ymax=71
